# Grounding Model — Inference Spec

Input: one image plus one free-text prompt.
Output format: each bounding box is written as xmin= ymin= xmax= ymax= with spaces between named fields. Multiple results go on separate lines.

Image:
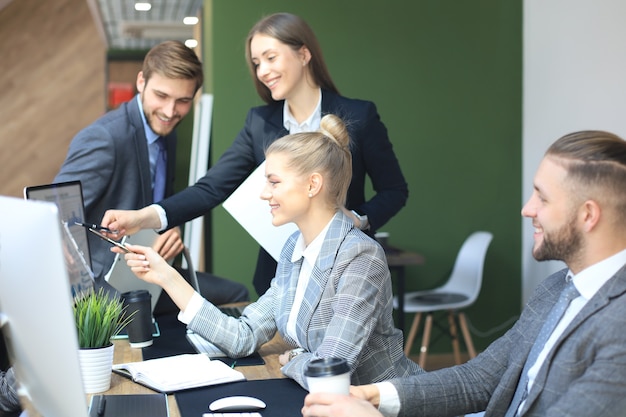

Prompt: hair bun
xmin=320 ymin=114 xmax=350 ymax=149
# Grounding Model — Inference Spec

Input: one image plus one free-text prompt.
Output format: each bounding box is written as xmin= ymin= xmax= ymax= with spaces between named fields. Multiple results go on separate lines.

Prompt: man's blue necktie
xmin=504 ymin=279 xmax=579 ymax=416
xmin=153 ymin=136 xmax=167 ymax=203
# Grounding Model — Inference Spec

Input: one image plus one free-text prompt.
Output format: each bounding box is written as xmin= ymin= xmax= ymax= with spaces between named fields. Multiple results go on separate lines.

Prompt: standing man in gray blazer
xmin=55 ymin=41 xmax=248 ymax=307
xmin=302 ymin=130 xmax=626 ymax=417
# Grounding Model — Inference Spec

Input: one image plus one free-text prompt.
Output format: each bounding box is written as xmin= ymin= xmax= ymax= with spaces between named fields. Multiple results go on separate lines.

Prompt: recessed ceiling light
xmin=135 ymin=2 xmax=152 ymax=11
xmin=185 ymin=39 xmax=198 ymax=48
xmin=183 ymin=16 xmax=199 ymax=25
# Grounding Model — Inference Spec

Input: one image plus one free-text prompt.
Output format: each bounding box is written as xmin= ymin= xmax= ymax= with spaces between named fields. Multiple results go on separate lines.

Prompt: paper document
xmin=113 ymin=353 xmax=245 ymax=393
xmin=222 ymin=161 xmax=298 ymax=261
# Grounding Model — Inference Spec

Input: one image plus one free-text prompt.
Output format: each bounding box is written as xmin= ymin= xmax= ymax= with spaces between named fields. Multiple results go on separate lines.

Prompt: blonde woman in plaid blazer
xmin=118 ymin=114 xmax=423 ymax=389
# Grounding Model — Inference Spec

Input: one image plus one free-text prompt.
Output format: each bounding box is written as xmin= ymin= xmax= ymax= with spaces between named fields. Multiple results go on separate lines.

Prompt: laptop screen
xmin=24 ymin=180 xmax=94 ymax=295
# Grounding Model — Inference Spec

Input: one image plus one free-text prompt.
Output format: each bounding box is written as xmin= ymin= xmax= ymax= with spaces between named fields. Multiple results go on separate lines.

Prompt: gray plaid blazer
xmin=188 ymin=211 xmax=423 ymax=389
xmin=390 ymin=265 xmax=626 ymax=417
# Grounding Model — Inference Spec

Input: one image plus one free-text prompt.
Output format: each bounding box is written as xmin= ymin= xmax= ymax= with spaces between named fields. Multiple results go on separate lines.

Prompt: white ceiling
xmin=92 ymin=0 xmax=203 ymax=50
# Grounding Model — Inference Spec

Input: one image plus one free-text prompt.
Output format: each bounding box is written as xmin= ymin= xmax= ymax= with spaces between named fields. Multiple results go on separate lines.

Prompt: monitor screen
xmin=24 ymin=180 xmax=92 ymax=270
xmin=24 ymin=181 xmax=94 ymax=295
xmin=0 ymin=196 xmax=89 ymax=417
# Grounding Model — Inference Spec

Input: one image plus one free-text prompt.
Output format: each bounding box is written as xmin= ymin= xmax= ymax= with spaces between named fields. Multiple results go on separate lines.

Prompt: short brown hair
xmin=547 ymin=130 xmax=626 ymax=223
xmin=142 ymin=41 xmax=204 ymax=92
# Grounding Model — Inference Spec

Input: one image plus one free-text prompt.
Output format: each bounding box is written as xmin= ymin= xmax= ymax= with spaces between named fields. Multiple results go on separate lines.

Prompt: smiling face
xmin=260 ymin=152 xmax=311 ymax=227
xmin=136 ymin=71 xmax=196 ymax=136
xmin=249 ymin=34 xmax=310 ymax=102
xmin=521 ymin=157 xmax=584 ymax=265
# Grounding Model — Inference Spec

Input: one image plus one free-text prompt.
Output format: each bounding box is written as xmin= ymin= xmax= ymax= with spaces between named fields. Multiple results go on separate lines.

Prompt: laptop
xmin=24 ymin=181 xmax=163 ymax=317
xmin=24 ymin=180 xmax=92 ymax=269
xmin=24 ymin=180 xmax=95 ymax=295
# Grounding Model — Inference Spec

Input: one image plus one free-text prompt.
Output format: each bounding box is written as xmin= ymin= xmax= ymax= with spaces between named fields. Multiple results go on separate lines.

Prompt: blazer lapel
xmin=293 ymin=213 xmax=353 ymax=347
xmin=523 ymin=266 xmax=626 ymax=411
xmin=126 ymin=100 xmax=153 ymax=204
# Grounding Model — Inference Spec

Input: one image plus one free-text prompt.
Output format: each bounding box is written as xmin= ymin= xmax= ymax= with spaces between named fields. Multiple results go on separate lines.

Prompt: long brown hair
xmin=245 ymin=13 xmax=339 ymax=104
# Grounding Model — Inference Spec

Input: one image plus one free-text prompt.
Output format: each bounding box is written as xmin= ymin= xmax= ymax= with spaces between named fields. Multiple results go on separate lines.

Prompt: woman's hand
xmin=112 ymin=243 xmax=196 ymax=311
xmin=112 ymin=244 xmax=171 ymax=286
xmin=101 ymin=206 xmax=161 ymax=237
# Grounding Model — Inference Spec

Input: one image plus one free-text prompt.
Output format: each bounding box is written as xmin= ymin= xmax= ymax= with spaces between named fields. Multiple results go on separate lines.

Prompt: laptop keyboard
xmin=185 ymin=305 xmax=245 ymax=357
xmin=186 ymin=331 xmax=228 ymax=357
xmin=219 ymin=305 xmax=244 ymax=318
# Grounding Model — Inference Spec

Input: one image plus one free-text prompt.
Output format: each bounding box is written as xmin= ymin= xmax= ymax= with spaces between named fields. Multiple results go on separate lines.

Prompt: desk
xmin=384 ymin=246 xmax=425 ymax=333
xmin=20 ymin=333 xmax=291 ymax=417
xmin=109 ymin=334 xmax=290 ymax=417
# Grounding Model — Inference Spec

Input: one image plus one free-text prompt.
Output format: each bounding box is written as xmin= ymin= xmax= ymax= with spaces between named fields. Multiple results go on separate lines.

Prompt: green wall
xmin=203 ymin=0 xmax=522 ymax=353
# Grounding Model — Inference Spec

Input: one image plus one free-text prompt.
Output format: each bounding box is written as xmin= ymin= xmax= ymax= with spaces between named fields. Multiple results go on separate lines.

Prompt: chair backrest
xmin=440 ymin=231 xmax=493 ymax=304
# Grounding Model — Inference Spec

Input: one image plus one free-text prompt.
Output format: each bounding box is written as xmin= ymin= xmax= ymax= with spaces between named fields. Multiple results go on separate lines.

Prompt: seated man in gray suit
xmin=55 ymin=40 xmax=248 ymax=309
xmin=302 ymin=130 xmax=626 ymax=417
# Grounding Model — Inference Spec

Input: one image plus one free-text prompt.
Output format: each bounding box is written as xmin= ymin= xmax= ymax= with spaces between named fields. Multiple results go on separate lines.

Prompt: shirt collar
xmin=283 ymin=88 xmax=322 ymax=133
xmin=290 ymin=216 xmax=334 ymax=264
xmin=570 ymin=248 xmax=626 ymax=300
xmin=136 ymin=95 xmax=160 ymax=145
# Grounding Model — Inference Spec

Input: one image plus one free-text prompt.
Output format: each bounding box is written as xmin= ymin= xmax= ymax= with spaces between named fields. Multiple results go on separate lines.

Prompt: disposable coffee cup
xmin=121 ymin=290 xmax=153 ymax=348
xmin=304 ymin=357 xmax=350 ymax=394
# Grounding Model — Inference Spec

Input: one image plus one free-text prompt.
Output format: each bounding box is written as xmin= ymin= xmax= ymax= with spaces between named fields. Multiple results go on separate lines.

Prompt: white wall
xmin=522 ymin=0 xmax=626 ymax=303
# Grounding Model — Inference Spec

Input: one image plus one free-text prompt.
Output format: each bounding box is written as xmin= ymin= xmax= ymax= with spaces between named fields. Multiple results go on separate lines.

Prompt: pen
xmin=97 ymin=395 xmax=106 ymax=417
xmin=230 ymin=361 xmax=237 ymax=368
xmin=75 ymin=222 xmax=118 ymax=234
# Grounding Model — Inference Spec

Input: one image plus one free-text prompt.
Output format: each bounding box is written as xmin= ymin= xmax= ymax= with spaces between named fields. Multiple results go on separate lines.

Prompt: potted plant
xmin=73 ymin=287 xmax=133 ymax=393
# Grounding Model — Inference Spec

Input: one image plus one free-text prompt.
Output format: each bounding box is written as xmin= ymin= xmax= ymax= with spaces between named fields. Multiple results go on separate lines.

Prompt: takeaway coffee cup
xmin=121 ymin=290 xmax=153 ymax=348
xmin=304 ymin=357 xmax=350 ymax=394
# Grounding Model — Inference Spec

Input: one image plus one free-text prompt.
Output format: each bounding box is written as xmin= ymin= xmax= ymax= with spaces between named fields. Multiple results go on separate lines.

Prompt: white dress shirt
xmin=285 ymin=219 xmax=331 ymax=344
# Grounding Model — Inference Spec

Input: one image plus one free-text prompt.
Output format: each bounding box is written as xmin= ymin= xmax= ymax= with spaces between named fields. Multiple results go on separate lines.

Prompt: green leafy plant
xmin=73 ymin=287 xmax=134 ymax=348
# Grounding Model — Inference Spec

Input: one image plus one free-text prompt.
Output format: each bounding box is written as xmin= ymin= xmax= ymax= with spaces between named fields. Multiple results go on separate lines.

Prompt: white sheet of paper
xmin=222 ymin=161 xmax=298 ymax=261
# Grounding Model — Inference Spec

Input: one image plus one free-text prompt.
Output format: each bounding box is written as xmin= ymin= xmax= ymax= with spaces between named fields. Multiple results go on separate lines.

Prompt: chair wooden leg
xmin=404 ymin=312 xmax=422 ymax=356
xmin=418 ymin=314 xmax=433 ymax=369
xmin=458 ymin=312 xmax=477 ymax=359
xmin=448 ymin=311 xmax=462 ymax=365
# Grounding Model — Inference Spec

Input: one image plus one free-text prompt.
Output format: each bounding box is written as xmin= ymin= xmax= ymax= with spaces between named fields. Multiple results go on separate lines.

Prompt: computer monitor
xmin=0 ymin=196 xmax=89 ymax=417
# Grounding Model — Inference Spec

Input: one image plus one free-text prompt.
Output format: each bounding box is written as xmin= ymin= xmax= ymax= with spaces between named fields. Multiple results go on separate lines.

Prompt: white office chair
xmin=395 ymin=231 xmax=493 ymax=368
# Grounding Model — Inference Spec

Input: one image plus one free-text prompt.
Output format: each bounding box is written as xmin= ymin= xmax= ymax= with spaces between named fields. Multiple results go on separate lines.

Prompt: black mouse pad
xmin=175 ymin=378 xmax=307 ymax=417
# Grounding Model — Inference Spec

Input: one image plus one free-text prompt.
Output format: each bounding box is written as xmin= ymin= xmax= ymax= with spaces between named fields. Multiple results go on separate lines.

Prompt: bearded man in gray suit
xmin=55 ymin=41 xmax=248 ymax=308
xmin=302 ymin=130 xmax=626 ymax=417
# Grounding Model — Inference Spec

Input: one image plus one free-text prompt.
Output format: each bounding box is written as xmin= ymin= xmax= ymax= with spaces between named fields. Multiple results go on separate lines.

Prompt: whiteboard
xmin=183 ymin=94 xmax=213 ymax=269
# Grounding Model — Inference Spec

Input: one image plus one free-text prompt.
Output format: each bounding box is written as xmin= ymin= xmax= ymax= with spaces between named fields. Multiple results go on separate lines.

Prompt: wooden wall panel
xmin=0 ymin=0 xmax=106 ymax=198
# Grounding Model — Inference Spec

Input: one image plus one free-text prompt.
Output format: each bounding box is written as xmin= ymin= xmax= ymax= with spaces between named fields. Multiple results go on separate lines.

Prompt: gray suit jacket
xmin=55 ymin=97 xmax=176 ymax=279
xmin=390 ymin=265 xmax=626 ymax=417
xmin=187 ymin=211 xmax=423 ymax=389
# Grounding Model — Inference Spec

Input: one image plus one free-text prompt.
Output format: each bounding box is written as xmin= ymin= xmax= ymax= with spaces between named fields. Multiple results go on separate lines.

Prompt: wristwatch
xmin=351 ymin=209 xmax=370 ymax=231
xmin=288 ymin=348 xmax=306 ymax=361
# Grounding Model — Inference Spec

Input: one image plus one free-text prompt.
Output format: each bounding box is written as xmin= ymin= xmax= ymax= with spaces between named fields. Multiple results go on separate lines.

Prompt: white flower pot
xmin=77 ymin=344 xmax=115 ymax=393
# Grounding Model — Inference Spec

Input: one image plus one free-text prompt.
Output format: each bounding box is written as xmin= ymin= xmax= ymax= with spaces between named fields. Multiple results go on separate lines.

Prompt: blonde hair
xmin=266 ymin=114 xmax=351 ymax=207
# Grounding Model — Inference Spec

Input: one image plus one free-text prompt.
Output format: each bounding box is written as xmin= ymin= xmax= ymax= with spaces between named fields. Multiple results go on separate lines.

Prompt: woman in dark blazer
xmin=103 ymin=12 xmax=408 ymax=296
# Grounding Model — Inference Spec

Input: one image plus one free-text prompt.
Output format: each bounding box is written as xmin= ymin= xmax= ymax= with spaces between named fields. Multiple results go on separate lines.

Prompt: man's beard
xmin=146 ymin=111 xmax=177 ymax=137
xmin=533 ymin=218 xmax=582 ymax=264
